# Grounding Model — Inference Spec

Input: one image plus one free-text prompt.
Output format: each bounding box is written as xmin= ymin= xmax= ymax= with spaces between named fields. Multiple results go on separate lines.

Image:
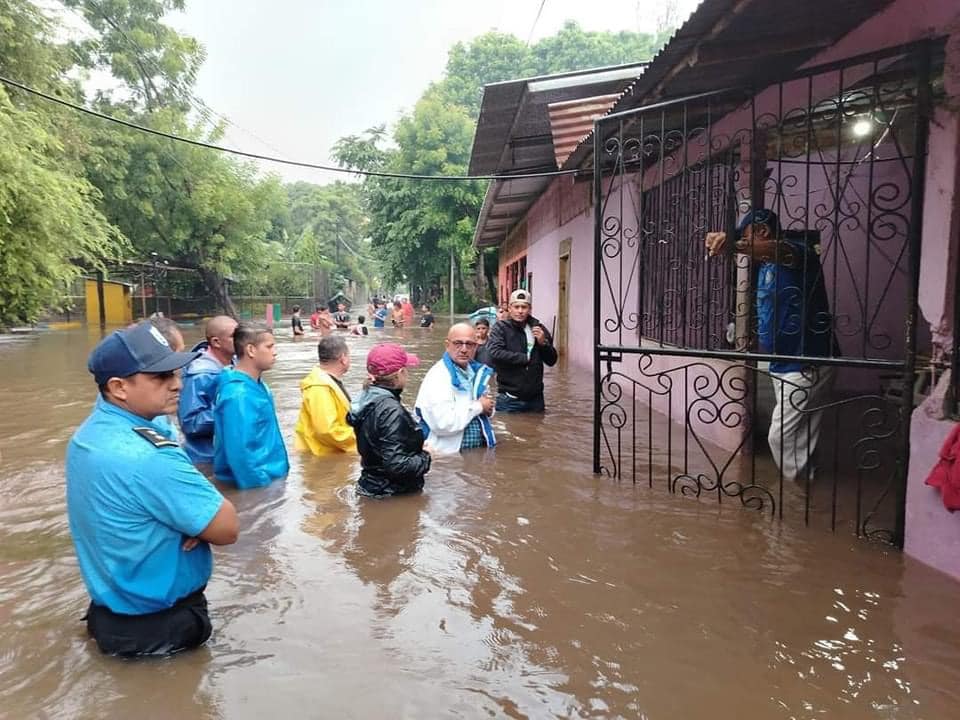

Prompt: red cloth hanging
xmin=925 ymin=423 xmax=960 ymax=512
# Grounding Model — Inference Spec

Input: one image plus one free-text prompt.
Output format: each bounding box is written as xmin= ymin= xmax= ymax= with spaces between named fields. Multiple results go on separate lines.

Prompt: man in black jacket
xmin=486 ymin=289 xmax=558 ymax=412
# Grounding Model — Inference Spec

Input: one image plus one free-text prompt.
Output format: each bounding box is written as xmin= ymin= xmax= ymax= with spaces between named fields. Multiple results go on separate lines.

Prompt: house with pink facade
xmin=469 ymin=0 xmax=960 ymax=580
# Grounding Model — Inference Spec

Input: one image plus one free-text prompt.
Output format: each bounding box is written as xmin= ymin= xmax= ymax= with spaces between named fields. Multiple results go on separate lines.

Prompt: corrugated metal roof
xmin=469 ymin=63 xmax=646 ymax=247
xmin=469 ymin=63 xmax=647 ymax=176
xmin=547 ymin=94 xmax=620 ymax=168
xmin=561 ymin=0 xmax=898 ymax=170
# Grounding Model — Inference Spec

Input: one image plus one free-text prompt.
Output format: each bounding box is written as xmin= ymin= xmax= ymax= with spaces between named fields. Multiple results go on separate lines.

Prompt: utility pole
xmin=449 ymin=248 xmax=455 ymax=323
xmin=151 ymin=252 xmax=161 ymax=315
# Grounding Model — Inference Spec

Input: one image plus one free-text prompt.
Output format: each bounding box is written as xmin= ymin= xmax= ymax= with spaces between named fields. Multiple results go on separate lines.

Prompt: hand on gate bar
xmin=704 ymin=231 xmax=728 ymax=257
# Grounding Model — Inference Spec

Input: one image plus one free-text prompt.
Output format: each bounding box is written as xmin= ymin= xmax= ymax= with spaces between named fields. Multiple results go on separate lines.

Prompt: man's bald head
xmin=445 ymin=323 xmax=479 ymax=367
xmin=446 ymin=323 xmax=475 ymax=341
xmin=206 ymin=315 xmax=237 ymax=340
xmin=205 ymin=315 xmax=238 ymax=364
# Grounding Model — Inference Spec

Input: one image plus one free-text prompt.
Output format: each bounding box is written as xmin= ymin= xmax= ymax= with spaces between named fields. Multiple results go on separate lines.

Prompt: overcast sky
xmin=166 ymin=0 xmax=700 ymax=183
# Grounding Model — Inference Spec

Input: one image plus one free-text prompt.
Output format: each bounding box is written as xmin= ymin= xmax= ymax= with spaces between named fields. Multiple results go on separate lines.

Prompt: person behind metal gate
xmin=66 ymin=322 xmax=239 ymax=657
xmin=485 ymin=289 xmax=558 ymax=413
xmin=294 ymin=335 xmax=357 ymax=456
xmin=213 ymin=324 xmax=289 ymax=489
xmin=178 ymin=315 xmax=238 ymax=467
xmin=414 ymin=323 xmax=496 ymax=454
xmin=705 ymin=208 xmax=836 ymax=481
xmin=347 ymin=343 xmax=431 ymax=497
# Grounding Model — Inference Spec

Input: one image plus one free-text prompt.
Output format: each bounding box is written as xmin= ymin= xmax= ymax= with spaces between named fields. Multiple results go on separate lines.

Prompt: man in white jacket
xmin=415 ymin=323 xmax=496 ymax=454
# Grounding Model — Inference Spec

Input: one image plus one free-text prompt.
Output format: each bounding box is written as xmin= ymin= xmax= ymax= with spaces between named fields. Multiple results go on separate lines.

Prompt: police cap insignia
xmin=133 ymin=426 xmax=179 ymax=448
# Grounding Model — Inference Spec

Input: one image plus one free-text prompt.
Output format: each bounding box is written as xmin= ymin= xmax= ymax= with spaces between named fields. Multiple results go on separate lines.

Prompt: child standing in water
xmin=347 ymin=344 xmax=431 ymax=497
xmin=214 ymin=324 xmax=289 ymax=489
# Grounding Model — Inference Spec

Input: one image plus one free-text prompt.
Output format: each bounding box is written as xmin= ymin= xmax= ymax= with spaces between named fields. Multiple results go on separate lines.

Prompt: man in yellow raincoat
xmin=294 ymin=335 xmax=357 ymax=455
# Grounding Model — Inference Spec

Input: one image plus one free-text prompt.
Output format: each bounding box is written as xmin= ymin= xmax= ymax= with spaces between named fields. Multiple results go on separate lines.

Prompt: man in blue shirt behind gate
xmin=66 ymin=322 xmax=239 ymax=657
xmin=706 ymin=209 xmax=836 ymax=482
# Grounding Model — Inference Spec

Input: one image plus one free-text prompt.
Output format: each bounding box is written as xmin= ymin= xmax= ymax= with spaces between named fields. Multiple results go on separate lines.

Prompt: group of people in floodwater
xmin=65 ymin=288 xmax=555 ymax=657
xmin=290 ymin=296 xmax=438 ymax=337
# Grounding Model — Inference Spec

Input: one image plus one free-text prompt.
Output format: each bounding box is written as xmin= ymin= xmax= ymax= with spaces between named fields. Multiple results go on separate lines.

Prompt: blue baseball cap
xmin=736 ymin=208 xmax=780 ymax=239
xmin=88 ymin=322 xmax=200 ymax=386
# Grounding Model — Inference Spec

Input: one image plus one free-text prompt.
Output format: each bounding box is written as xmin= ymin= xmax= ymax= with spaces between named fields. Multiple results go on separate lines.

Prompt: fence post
xmin=96 ymin=270 xmax=106 ymax=331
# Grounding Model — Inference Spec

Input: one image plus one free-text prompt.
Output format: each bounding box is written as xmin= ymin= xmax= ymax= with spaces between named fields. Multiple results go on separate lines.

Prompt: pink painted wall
xmin=505 ymin=0 xmax=960 ymax=566
xmin=522 ymin=174 xmax=747 ymax=454
xmin=904 ymin=380 xmax=960 ymax=578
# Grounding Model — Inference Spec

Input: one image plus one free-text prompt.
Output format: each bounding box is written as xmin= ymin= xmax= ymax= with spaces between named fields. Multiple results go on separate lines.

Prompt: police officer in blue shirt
xmin=66 ymin=322 xmax=239 ymax=657
xmin=706 ymin=209 xmax=836 ymax=482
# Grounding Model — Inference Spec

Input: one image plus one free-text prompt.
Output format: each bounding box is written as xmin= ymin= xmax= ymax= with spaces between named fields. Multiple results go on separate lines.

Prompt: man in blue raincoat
xmin=213 ymin=324 xmax=289 ymax=489
xmin=178 ymin=315 xmax=237 ymax=466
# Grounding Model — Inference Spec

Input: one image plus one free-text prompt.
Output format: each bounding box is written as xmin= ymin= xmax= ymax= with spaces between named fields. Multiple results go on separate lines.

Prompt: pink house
xmin=470 ymin=0 xmax=960 ymax=580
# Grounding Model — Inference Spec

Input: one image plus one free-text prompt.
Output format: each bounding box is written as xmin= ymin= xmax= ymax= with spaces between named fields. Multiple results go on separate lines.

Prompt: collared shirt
xmin=453 ymin=363 xmax=485 ymax=450
xmin=756 ymin=237 xmax=833 ymax=373
xmin=66 ymin=396 xmax=224 ymax=615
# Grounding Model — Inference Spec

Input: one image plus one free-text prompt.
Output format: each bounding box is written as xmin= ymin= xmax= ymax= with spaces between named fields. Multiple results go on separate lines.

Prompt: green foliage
xmin=82 ymin=108 xmax=286 ymax=313
xmin=531 ymin=20 xmax=669 ymax=76
xmin=336 ymin=20 xmax=671 ymax=306
xmin=0 ymin=87 xmax=124 ymax=326
xmin=64 ymin=0 xmax=202 ymax=111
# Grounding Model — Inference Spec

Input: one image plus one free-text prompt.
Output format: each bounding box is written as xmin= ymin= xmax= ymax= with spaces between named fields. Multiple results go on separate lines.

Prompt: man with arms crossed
xmin=67 ymin=322 xmax=238 ymax=657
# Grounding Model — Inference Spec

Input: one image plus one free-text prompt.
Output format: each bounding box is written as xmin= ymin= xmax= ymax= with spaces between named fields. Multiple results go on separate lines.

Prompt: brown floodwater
xmin=1 ymin=323 xmax=960 ymax=719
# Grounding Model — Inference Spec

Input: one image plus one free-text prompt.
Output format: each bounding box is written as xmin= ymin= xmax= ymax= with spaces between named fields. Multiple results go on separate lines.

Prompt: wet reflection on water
xmin=1 ymin=325 xmax=960 ymax=719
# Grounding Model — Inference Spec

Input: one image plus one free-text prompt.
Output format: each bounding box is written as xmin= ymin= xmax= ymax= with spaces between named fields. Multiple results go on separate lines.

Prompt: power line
xmin=63 ymin=0 xmax=294 ymax=162
xmin=0 ymin=74 xmax=581 ymax=182
xmin=526 ymin=0 xmax=548 ymax=45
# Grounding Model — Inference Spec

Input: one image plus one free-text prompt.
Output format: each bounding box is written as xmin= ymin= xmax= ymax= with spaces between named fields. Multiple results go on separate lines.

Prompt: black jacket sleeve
xmin=376 ymin=404 xmax=431 ymax=481
xmin=486 ymin=321 xmax=528 ymax=366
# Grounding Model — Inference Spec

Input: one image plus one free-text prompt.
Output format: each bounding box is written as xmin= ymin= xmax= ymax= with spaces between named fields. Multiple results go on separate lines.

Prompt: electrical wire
xmin=69 ymin=0 xmax=295 ymax=161
xmin=0 ymin=74 xmax=580 ymax=182
xmin=527 ymin=0 xmax=549 ymax=46
xmin=526 ymin=0 xmax=548 ymax=46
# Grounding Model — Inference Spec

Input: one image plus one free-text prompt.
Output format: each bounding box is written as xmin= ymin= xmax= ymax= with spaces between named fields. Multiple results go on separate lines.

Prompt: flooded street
xmin=2 ymin=324 xmax=960 ymax=719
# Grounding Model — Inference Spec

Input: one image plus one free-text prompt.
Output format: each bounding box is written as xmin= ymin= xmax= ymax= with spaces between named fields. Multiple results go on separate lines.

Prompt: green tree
xmin=0 ymin=87 xmax=124 ymax=326
xmin=531 ymin=20 xmax=667 ymax=76
xmin=337 ymin=22 xmax=671 ymax=306
xmin=85 ymin=115 xmax=285 ymax=316
xmin=0 ymin=0 xmax=122 ymax=327
xmin=64 ymin=0 xmax=203 ymax=112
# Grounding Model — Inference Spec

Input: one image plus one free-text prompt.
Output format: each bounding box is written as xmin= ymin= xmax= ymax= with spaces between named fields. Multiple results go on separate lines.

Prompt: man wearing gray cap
xmin=486 ymin=289 xmax=558 ymax=412
xmin=66 ymin=321 xmax=239 ymax=657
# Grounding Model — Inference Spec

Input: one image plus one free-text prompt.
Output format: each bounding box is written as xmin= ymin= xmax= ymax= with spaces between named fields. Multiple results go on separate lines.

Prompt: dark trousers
xmin=86 ymin=588 xmax=212 ymax=657
xmin=495 ymin=392 xmax=545 ymax=413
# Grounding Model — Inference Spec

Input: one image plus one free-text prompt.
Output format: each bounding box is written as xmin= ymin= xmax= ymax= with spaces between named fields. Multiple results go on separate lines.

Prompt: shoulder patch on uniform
xmin=133 ymin=426 xmax=179 ymax=448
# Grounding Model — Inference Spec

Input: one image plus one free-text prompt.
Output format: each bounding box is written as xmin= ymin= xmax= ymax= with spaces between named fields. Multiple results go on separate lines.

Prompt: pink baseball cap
xmin=367 ymin=343 xmax=419 ymax=376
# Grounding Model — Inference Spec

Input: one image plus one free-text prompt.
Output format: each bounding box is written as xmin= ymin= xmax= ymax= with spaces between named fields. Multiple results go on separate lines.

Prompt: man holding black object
xmin=705 ymin=208 xmax=835 ymax=482
xmin=486 ymin=289 xmax=558 ymax=413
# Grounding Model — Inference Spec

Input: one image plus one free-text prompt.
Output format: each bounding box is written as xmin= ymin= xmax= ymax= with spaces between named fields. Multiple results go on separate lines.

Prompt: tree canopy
xmin=337 ymin=21 xmax=671 ymax=308
xmin=0 ymin=2 xmax=672 ymax=327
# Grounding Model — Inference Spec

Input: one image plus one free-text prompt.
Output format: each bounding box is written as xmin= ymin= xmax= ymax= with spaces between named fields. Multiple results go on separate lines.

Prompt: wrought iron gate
xmin=592 ymin=43 xmax=935 ymax=545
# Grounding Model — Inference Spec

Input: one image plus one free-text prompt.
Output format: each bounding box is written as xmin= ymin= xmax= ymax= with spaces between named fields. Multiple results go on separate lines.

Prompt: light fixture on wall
xmin=852 ymin=117 xmax=874 ymax=138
